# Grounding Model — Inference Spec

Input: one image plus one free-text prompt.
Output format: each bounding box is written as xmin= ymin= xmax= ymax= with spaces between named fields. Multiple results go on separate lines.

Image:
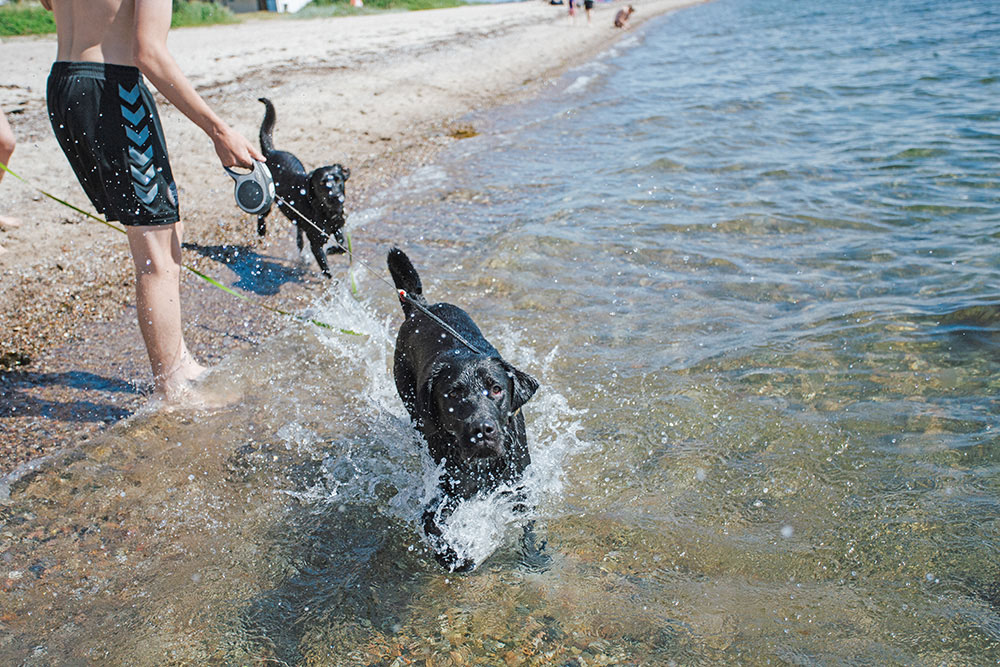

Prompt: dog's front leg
xmin=310 ymin=241 xmax=333 ymax=278
xmin=422 ymin=498 xmax=475 ymax=572
xmin=256 ymin=212 xmax=268 ymax=237
xmin=326 ymin=228 xmax=347 ymax=255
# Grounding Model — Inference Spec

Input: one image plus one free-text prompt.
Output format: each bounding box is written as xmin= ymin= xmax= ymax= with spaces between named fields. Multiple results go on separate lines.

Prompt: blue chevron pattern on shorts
xmin=119 ymin=83 xmax=158 ymax=204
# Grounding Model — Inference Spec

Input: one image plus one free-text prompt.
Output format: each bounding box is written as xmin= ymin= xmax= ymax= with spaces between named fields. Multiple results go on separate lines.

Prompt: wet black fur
xmin=257 ymin=97 xmax=350 ymax=277
xmin=387 ymin=248 xmax=543 ymax=571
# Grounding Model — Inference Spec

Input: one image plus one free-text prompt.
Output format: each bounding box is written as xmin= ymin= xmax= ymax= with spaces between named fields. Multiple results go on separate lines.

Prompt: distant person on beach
xmin=0 ymin=109 xmax=22 ymax=255
xmin=568 ymin=0 xmax=577 ymax=23
xmin=40 ymin=0 xmax=264 ymax=406
xmin=615 ymin=5 xmax=635 ymax=28
xmin=584 ymin=0 xmax=594 ymax=24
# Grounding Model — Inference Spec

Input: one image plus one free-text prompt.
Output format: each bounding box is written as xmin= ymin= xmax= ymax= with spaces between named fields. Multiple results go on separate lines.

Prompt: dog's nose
xmin=469 ymin=421 xmax=498 ymax=444
xmin=467 ymin=421 xmax=503 ymax=458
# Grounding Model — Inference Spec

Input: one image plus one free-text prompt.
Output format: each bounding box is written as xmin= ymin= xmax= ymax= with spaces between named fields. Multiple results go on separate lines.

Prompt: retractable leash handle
xmin=225 ymin=160 xmax=274 ymax=215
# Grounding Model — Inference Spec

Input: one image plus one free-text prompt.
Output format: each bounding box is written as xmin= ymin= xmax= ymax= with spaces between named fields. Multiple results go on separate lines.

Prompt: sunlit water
xmin=3 ymin=0 xmax=1000 ymax=662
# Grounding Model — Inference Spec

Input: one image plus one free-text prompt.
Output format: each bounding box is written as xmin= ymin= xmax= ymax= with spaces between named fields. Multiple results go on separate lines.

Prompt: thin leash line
xmin=273 ymin=193 xmax=485 ymax=355
xmin=0 ymin=161 xmax=362 ymax=337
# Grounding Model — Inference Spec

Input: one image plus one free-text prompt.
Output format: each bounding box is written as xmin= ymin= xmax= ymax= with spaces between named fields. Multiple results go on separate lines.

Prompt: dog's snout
xmin=464 ymin=419 xmax=503 ymax=458
xmin=471 ymin=419 xmax=498 ymax=442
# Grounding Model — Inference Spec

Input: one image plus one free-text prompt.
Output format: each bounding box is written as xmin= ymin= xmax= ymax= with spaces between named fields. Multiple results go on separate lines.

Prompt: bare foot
xmin=151 ymin=348 xmax=208 ymax=395
xmin=139 ymin=363 xmax=241 ymax=414
xmin=142 ymin=375 xmax=243 ymax=414
xmin=188 ymin=363 xmax=210 ymax=382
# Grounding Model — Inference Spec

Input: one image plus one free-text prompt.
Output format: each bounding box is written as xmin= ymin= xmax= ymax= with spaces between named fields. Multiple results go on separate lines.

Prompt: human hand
xmin=212 ymin=124 xmax=265 ymax=169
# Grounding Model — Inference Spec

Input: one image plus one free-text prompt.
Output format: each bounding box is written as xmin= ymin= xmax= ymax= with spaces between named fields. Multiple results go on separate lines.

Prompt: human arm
xmin=132 ymin=0 xmax=263 ymax=167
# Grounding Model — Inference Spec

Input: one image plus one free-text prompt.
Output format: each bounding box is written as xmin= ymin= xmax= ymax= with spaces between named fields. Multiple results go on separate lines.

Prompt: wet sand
xmin=0 ymin=0 xmax=701 ymax=478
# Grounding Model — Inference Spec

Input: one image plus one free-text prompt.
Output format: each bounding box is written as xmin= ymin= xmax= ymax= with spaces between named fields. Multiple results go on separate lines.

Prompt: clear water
xmin=3 ymin=0 xmax=1000 ymax=662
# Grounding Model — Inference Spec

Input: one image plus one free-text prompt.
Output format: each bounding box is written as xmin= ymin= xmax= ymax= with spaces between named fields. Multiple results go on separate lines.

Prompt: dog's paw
xmin=435 ymin=548 xmax=477 ymax=573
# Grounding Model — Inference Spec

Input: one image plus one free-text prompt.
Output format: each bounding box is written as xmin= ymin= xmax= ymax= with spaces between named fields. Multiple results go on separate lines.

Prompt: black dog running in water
xmin=257 ymin=97 xmax=350 ymax=277
xmin=388 ymin=248 xmax=546 ymax=571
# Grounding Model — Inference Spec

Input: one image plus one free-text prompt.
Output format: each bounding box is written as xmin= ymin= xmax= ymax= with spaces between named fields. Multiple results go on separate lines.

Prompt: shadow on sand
xmin=183 ymin=242 xmax=308 ymax=296
xmin=0 ymin=369 xmax=139 ymax=424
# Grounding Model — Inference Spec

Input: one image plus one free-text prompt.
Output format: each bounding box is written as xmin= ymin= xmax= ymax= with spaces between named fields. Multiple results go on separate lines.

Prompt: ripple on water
xmin=4 ymin=0 xmax=1000 ymax=662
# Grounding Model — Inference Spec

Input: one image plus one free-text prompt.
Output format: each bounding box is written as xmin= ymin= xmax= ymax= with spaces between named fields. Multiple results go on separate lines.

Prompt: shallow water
xmin=3 ymin=0 xmax=1000 ymax=663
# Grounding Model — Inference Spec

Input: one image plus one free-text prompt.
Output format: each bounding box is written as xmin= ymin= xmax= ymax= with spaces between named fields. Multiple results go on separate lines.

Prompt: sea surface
xmin=3 ymin=0 xmax=1000 ymax=662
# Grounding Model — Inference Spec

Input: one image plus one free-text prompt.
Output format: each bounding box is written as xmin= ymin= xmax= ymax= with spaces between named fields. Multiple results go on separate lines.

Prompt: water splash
xmin=275 ymin=282 xmax=592 ymax=569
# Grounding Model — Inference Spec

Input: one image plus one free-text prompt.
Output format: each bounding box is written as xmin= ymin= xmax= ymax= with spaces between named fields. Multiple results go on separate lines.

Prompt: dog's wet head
xmin=309 ymin=165 xmax=350 ymax=219
xmin=426 ymin=356 xmax=538 ymax=463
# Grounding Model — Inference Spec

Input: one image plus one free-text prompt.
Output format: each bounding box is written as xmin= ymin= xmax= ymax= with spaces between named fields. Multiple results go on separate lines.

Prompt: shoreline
xmin=0 ymin=0 xmax=701 ymax=477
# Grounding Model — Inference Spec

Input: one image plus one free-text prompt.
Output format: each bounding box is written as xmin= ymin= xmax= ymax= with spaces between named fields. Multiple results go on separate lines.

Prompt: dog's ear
xmin=415 ymin=373 xmax=434 ymax=420
xmin=416 ymin=363 xmax=445 ymax=422
xmin=502 ymin=361 xmax=539 ymax=414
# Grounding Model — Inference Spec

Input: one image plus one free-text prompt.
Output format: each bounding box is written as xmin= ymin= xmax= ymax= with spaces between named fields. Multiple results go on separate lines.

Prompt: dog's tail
xmin=258 ymin=97 xmax=277 ymax=155
xmin=387 ymin=248 xmax=427 ymax=313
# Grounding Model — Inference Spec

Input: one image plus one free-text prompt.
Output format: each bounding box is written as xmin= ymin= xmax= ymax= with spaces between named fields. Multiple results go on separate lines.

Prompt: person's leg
xmin=126 ymin=222 xmax=207 ymax=399
xmin=0 ymin=110 xmax=15 ymax=181
xmin=0 ymin=110 xmax=22 ymax=254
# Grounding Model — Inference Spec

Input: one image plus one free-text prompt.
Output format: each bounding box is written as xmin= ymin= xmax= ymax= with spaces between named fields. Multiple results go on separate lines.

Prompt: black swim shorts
xmin=47 ymin=62 xmax=179 ymax=227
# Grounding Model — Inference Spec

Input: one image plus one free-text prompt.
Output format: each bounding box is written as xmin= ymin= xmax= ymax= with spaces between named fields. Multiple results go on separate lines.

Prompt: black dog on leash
xmin=257 ymin=97 xmax=350 ymax=277
xmin=387 ymin=248 xmax=543 ymax=571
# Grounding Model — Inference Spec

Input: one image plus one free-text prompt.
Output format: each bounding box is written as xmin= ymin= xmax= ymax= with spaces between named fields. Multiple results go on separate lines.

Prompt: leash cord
xmin=273 ymin=194 xmax=484 ymax=354
xmin=0 ymin=160 xmax=361 ymax=337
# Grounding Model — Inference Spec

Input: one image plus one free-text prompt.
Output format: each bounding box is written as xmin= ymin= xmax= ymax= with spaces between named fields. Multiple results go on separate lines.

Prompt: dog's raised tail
xmin=258 ymin=97 xmax=277 ymax=154
xmin=388 ymin=248 xmax=426 ymax=312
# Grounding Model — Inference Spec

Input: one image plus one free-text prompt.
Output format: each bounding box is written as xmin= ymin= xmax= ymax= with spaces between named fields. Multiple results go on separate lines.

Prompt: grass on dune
xmin=0 ymin=0 xmax=462 ymax=37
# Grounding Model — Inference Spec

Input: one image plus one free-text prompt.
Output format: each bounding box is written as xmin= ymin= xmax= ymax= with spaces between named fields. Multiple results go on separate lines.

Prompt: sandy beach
xmin=0 ymin=0 xmax=699 ymax=476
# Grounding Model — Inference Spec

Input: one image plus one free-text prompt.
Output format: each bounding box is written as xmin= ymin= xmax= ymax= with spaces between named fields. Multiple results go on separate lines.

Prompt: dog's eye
xmin=490 ymin=384 xmax=503 ymax=397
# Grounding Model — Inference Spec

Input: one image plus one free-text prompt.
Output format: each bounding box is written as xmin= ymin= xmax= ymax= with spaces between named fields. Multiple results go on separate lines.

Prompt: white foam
xmin=564 ymin=75 xmax=595 ymax=95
